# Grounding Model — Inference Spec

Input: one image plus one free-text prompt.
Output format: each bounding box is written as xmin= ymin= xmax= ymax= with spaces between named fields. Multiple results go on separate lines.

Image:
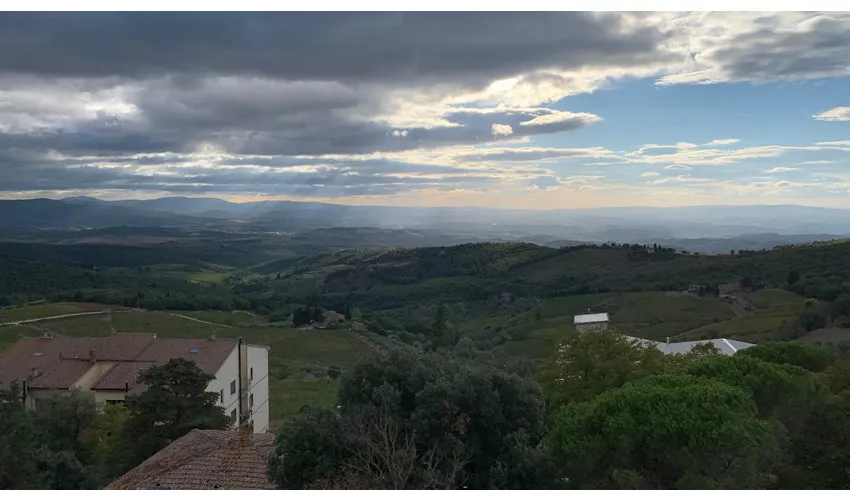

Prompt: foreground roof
xmin=574 ymin=313 xmax=610 ymax=324
xmin=106 ymin=429 xmax=277 ymax=490
xmin=625 ymin=336 xmax=755 ymax=356
xmin=0 ymin=333 xmax=237 ymax=392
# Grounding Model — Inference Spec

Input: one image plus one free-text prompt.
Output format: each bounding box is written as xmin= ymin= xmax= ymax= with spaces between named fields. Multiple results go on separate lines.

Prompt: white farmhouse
xmin=0 ymin=332 xmax=270 ymax=434
xmin=574 ymin=312 xmax=609 ymax=332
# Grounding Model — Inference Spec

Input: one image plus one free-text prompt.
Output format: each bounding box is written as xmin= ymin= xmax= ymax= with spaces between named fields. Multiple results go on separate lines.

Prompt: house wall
xmin=72 ymin=362 xmax=117 ymax=391
xmin=576 ymin=322 xmax=609 ymax=333
xmin=244 ymin=344 xmax=270 ymax=433
xmin=209 ymin=345 xmax=241 ymax=428
xmin=25 ymin=389 xmax=67 ymax=410
xmin=94 ymin=390 xmax=127 ymax=404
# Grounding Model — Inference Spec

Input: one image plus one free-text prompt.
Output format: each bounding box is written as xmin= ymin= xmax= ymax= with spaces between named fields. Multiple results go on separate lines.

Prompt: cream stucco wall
xmin=244 ymin=344 xmax=270 ymax=433
xmin=209 ymin=344 xmax=241 ymax=428
xmin=94 ymin=390 xmax=127 ymax=404
xmin=73 ymin=361 xmax=117 ymax=391
xmin=575 ymin=322 xmax=609 ymax=333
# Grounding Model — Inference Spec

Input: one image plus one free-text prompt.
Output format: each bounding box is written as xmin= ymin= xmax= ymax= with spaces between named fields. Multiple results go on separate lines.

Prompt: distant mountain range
xmin=1 ymin=196 xmax=848 ymax=254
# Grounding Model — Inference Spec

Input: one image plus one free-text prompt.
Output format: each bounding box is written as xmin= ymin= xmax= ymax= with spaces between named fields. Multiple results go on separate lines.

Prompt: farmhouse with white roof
xmin=573 ymin=312 xmax=609 ymax=332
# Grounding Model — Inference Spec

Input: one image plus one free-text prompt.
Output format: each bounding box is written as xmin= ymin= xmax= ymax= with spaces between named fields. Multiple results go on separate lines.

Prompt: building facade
xmin=574 ymin=312 xmax=610 ymax=333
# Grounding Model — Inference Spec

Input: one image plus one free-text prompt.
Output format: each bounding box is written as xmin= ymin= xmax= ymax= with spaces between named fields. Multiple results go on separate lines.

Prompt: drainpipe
xmin=237 ymin=337 xmax=243 ymax=427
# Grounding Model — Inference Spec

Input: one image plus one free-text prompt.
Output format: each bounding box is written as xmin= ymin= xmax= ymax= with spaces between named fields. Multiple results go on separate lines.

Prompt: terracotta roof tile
xmin=0 ymin=337 xmax=97 ymax=389
xmin=91 ymin=362 xmax=155 ymax=391
xmin=27 ymin=359 xmax=94 ymax=389
xmin=135 ymin=338 xmax=238 ymax=373
xmin=106 ymin=429 xmax=277 ymax=490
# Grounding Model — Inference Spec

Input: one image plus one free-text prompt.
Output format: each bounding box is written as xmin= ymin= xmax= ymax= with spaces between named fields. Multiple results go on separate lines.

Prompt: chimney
xmin=125 ymin=381 xmax=129 ymax=391
xmin=89 ymin=349 xmax=97 ymax=362
xmin=30 ymin=367 xmax=39 ymax=379
xmin=666 ymin=337 xmax=671 ymax=346
xmin=209 ymin=333 xmax=216 ymax=341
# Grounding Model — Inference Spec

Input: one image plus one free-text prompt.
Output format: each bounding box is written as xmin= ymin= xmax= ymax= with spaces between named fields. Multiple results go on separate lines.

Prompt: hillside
xmin=0 ymin=239 xmax=850 ymax=347
xmin=3 ymin=237 xmax=850 ymax=427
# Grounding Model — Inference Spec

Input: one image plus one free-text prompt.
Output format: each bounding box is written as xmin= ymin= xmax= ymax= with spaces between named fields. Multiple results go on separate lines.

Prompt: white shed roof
xmin=625 ymin=336 xmax=755 ymax=356
xmin=574 ymin=313 xmax=609 ymax=324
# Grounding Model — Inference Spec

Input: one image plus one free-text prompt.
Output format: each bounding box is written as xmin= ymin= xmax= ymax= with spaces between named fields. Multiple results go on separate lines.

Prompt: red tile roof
xmin=27 ymin=359 xmax=94 ymax=389
xmin=91 ymin=362 xmax=156 ymax=391
xmin=0 ymin=334 xmax=238 ymax=395
xmin=106 ymin=429 xmax=277 ymax=490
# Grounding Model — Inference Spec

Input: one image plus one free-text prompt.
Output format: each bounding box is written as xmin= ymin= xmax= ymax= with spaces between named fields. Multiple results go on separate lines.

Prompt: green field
xmin=149 ymin=263 xmax=232 ymax=284
xmin=747 ymin=288 xmax=809 ymax=316
xmin=671 ymin=289 xmax=808 ymax=343
xmin=178 ymin=310 xmax=267 ymax=326
xmin=0 ymin=302 xmax=107 ymax=324
xmin=675 ymin=315 xmax=788 ymax=343
xmin=492 ymin=289 xmax=810 ymax=358
xmin=800 ymin=327 xmax=850 ymax=344
xmin=268 ymin=378 xmax=340 ymax=422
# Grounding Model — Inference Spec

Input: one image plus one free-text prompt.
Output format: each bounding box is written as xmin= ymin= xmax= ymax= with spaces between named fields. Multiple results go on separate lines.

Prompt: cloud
xmin=765 ymin=167 xmax=799 ymax=173
xmin=656 ymin=12 xmax=850 ymax=86
xmin=800 ymin=160 xmax=834 ymax=165
xmin=452 ymin=146 xmax=616 ymax=163
xmin=491 ymin=124 xmax=514 ymax=137
xmin=814 ymin=107 xmax=850 ymax=122
xmin=3 ymin=12 xmax=850 ymax=203
xmin=640 ymin=171 xmax=660 ymax=177
xmin=0 ymin=13 xmax=669 ymax=87
xmin=706 ymin=138 xmax=740 ymax=146
xmin=623 ymin=143 xmax=850 ymax=166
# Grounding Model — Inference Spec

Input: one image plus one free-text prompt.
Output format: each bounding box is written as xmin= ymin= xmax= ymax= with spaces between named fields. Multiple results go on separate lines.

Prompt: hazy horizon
xmin=3 ymin=193 xmax=850 ymax=213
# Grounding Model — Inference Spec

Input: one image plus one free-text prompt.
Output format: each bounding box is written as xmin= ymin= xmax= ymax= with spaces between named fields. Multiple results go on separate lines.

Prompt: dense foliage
xmin=0 ymin=388 xmax=121 ymax=489
xmin=269 ymin=348 xmax=558 ymax=489
xmin=537 ymin=332 xmax=850 ymax=489
xmin=121 ymin=358 xmax=230 ymax=468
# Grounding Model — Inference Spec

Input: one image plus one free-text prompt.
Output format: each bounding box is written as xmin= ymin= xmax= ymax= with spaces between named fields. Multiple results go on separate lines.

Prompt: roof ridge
xmin=91 ymin=361 xmax=122 ymax=389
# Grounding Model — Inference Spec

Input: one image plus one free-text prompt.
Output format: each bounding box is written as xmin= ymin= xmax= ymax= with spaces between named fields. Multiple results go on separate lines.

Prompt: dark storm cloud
xmin=0 ymin=12 xmax=665 ymax=196
xmin=0 ymin=13 xmax=670 ymax=85
xmin=709 ymin=13 xmax=850 ymax=82
xmin=0 ymin=98 xmax=598 ymax=158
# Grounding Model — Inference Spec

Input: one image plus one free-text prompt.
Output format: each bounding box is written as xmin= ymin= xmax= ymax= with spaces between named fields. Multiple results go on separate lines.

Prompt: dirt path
xmin=0 ymin=310 xmax=111 ymax=327
xmin=165 ymin=313 xmax=233 ymax=329
xmin=728 ymin=295 xmax=754 ymax=317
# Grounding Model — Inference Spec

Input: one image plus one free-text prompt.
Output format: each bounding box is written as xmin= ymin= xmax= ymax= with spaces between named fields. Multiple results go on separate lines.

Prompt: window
xmin=219 ymin=389 xmax=224 ymax=403
xmin=250 ymin=367 xmax=253 ymax=380
xmin=249 ymin=394 xmax=254 ymax=408
xmin=230 ymin=380 xmax=236 ymax=395
xmin=230 ymin=409 xmax=237 ymax=424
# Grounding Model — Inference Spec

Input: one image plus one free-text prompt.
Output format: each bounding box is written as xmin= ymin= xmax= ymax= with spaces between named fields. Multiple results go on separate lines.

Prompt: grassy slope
xmin=494 ymin=290 xmax=810 ymax=359
xmin=0 ymin=302 xmax=112 ymax=323
xmin=674 ymin=289 xmax=809 ymax=343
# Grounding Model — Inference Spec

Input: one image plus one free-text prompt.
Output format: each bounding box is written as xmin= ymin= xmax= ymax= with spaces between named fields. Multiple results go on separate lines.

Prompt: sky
xmin=1 ymin=11 xmax=850 ymax=209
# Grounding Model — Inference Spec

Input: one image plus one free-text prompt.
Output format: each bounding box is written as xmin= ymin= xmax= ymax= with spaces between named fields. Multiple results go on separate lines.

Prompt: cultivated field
xmin=0 ymin=302 xmax=112 ymax=324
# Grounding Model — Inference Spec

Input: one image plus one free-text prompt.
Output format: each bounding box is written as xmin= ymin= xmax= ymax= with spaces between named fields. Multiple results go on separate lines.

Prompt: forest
xmin=4 ymin=332 xmax=849 ymax=489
